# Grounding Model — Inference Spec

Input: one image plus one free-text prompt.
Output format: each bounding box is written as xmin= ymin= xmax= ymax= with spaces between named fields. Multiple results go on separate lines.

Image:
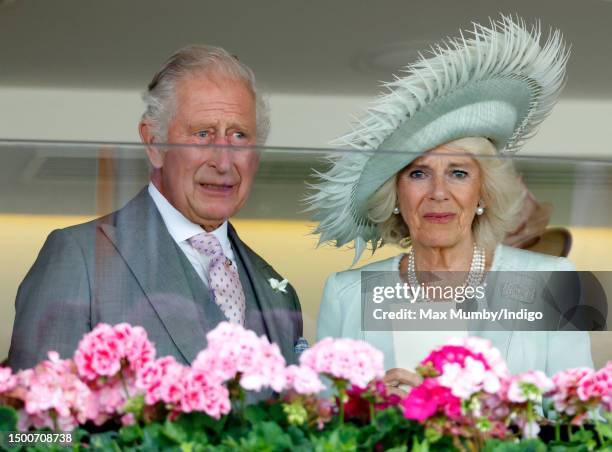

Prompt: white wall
xmin=0 ymin=86 xmax=367 ymax=146
xmin=1 ymin=86 xmax=611 ymax=156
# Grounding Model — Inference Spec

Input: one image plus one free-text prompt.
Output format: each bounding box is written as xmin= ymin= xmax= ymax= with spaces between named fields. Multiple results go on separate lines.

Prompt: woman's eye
xmin=409 ymin=169 xmax=426 ymax=179
xmin=452 ymin=169 xmax=468 ymax=178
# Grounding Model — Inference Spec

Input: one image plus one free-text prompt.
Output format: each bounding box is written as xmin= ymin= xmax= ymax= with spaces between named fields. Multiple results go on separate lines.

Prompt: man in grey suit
xmin=8 ymin=45 xmax=303 ymax=371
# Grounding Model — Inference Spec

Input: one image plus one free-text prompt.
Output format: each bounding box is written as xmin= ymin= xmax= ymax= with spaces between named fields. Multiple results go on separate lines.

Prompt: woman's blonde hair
xmin=365 ymin=137 xmax=524 ymax=253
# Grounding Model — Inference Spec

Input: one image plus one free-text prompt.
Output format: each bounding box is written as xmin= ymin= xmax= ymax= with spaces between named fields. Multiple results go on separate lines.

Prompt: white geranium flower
xmin=268 ymin=278 xmax=288 ymax=293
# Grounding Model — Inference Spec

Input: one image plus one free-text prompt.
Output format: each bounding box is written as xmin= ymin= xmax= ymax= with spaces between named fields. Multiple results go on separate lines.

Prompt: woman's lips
xmin=423 ymin=212 xmax=456 ymax=223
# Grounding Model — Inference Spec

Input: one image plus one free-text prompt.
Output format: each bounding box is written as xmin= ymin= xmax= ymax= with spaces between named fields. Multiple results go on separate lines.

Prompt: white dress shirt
xmin=147 ymin=182 xmax=236 ymax=287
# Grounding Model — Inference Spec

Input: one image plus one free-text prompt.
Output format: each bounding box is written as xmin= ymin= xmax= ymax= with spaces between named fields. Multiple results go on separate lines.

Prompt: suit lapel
xmin=99 ymin=188 xmax=207 ymax=363
xmin=228 ymin=223 xmax=296 ymax=362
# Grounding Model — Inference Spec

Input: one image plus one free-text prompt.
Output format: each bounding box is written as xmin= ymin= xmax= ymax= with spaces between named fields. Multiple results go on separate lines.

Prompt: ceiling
xmin=1 ymin=0 xmax=612 ymax=98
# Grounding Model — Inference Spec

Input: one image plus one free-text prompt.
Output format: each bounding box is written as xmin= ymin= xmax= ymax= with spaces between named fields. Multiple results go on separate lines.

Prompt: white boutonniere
xmin=268 ymin=278 xmax=289 ymax=293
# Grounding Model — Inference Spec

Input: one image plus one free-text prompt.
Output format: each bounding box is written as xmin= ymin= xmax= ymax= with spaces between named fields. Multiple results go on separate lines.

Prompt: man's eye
xmin=195 ymin=130 xmax=209 ymax=138
xmin=232 ymin=131 xmax=246 ymax=140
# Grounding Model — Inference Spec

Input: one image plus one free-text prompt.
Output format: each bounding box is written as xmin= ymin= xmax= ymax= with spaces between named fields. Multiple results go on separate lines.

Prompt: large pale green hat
xmin=307 ymin=15 xmax=568 ymax=263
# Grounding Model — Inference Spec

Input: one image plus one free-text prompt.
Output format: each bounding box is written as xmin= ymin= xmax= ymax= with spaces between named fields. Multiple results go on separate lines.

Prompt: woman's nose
xmin=428 ymin=175 xmax=450 ymax=200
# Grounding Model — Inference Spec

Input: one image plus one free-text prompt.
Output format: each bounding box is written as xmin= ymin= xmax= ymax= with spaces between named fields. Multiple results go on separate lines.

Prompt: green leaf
xmin=162 ymin=421 xmax=188 ymax=444
xmin=170 ymin=412 xmax=220 ymax=443
xmin=571 ymin=428 xmax=597 ymax=450
xmin=243 ymin=403 xmax=269 ymax=424
xmin=359 ymin=407 xmax=422 ymax=450
xmin=548 ymin=445 xmax=590 ymax=452
xmin=595 ymin=420 xmax=612 ymax=441
xmin=483 ymin=438 xmax=548 ymax=452
xmin=410 ymin=437 xmax=430 ymax=452
xmin=88 ymin=431 xmax=121 ymax=451
xmin=424 ymin=428 xmax=442 ymax=444
xmin=310 ymin=424 xmax=360 ymax=452
xmin=139 ymin=422 xmax=186 ymax=451
xmin=221 ymin=421 xmax=285 ymax=451
xmin=123 ymin=395 xmax=145 ymax=416
xmin=285 ymin=426 xmax=311 ymax=451
xmin=0 ymin=406 xmax=17 ymax=432
xmin=253 ymin=421 xmax=293 ymax=450
xmin=118 ymin=424 xmax=143 ymax=444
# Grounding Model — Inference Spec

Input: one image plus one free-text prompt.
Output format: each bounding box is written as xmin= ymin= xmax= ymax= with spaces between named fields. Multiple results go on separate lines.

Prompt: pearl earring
xmin=393 ymin=206 xmax=400 ymax=215
xmin=476 ymin=204 xmax=485 ymax=216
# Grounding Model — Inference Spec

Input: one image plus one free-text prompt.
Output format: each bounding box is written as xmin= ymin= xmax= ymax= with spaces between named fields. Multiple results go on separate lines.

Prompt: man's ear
xmin=139 ymin=120 xmax=164 ymax=169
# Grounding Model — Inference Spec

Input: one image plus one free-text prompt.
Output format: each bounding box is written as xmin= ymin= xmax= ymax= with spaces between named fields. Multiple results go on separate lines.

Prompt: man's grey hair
xmin=141 ymin=44 xmax=271 ymax=144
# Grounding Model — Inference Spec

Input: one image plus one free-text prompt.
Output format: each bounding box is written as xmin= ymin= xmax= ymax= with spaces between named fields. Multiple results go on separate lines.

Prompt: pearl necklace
xmin=406 ymin=243 xmax=486 ymax=301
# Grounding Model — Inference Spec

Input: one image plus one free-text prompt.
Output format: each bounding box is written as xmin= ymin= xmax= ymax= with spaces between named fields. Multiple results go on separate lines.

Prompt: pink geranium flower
xmin=577 ymin=361 xmax=612 ymax=411
xmin=551 ymin=367 xmax=594 ymax=424
xmin=179 ymin=368 xmax=231 ymax=419
xmin=506 ymin=370 xmax=555 ymax=403
xmin=300 ymin=337 xmax=384 ymax=388
xmin=85 ymin=377 xmax=132 ymax=425
xmin=402 ymin=378 xmax=461 ymax=422
xmin=284 ymin=365 xmax=325 ymax=395
xmin=114 ymin=323 xmax=156 ymax=373
xmin=0 ymin=366 xmax=16 ymax=393
xmin=15 ymin=352 xmax=93 ymax=431
xmin=74 ymin=323 xmax=155 ymax=381
xmin=192 ymin=322 xmax=288 ymax=393
xmin=136 ymin=356 xmax=187 ymax=406
xmin=402 ymin=336 xmax=515 ymax=440
xmin=446 ymin=337 xmax=509 ymax=378
xmin=419 ymin=340 xmax=505 ymax=401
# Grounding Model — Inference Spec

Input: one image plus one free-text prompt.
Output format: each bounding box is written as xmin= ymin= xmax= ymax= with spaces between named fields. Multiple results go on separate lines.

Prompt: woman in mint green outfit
xmin=308 ymin=16 xmax=593 ymax=394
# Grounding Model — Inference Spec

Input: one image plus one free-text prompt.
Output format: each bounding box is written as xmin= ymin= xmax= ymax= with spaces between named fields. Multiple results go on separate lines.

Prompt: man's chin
xmin=191 ymin=210 xmax=235 ymax=229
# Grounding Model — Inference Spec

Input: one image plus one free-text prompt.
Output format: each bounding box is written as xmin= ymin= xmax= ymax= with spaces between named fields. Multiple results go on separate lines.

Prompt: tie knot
xmin=189 ymin=232 xmax=223 ymax=257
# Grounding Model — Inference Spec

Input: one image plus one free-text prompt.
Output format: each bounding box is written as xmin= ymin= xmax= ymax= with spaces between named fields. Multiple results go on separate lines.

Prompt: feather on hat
xmin=307 ymin=15 xmax=569 ymax=264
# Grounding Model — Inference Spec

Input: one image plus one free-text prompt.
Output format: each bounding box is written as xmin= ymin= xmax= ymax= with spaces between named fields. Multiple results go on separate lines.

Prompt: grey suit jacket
xmin=8 ymin=188 xmax=303 ymax=371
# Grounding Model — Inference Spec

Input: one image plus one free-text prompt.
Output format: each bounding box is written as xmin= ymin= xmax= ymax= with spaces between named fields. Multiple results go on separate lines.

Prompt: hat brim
xmin=525 ymin=227 xmax=572 ymax=258
xmin=308 ymin=16 xmax=568 ymax=262
xmin=355 ymin=77 xmax=532 ymax=211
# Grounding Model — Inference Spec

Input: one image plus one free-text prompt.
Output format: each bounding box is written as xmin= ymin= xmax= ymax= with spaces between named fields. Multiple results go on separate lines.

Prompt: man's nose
xmin=212 ymin=134 xmax=229 ymax=146
xmin=208 ymin=143 xmax=232 ymax=173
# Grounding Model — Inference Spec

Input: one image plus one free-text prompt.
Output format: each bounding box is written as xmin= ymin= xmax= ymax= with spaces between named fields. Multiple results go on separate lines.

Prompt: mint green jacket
xmin=317 ymin=245 xmax=593 ymax=375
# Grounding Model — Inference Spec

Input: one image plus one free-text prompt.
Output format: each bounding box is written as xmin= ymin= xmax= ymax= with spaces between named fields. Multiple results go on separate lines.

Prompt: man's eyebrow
xmin=187 ymin=120 xmax=217 ymax=130
xmin=187 ymin=119 xmax=253 ymax=131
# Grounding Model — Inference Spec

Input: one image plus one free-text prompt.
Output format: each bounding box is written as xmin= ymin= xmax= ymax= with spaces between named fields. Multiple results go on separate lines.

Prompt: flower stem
xmin=339 ymin=386 xmax=346 ymax=424
xmin=527 ymin=400 xmax=534 ymax=437
xmin=555 ymin=422 xmax=561 ymax=442
xmin=120 ymin=371 xmax=131 ymax=399
xmin=239 ymin=389 xmax=246 ymax=419
xmin=595 ymin=421 xmax=605 ymax=447
xmin=369 ymin=401 xmax=376 ymax=426
xmin=50 ymin=411 xmax=59 ymax=432
xmin=333 ymin=379 xmax=347 ymax=424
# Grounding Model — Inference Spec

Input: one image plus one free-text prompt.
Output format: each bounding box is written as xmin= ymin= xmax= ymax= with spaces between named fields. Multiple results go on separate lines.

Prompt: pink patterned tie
xmin=189 ymin=233 xmax=246 ymax=325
